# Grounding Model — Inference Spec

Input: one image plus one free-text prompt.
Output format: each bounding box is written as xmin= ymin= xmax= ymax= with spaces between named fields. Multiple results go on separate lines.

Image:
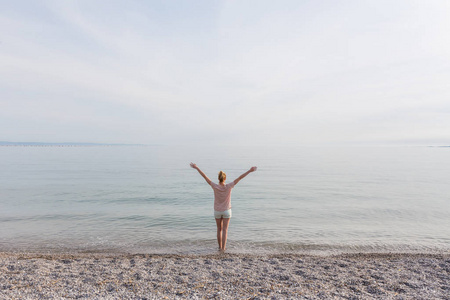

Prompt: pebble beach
xmin=1 ymin=252 xmax=449 ymax=299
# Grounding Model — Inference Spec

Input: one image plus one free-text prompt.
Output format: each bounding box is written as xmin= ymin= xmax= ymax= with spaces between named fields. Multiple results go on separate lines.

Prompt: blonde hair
xmin=218 ymin=171 xmax=226 ymax=183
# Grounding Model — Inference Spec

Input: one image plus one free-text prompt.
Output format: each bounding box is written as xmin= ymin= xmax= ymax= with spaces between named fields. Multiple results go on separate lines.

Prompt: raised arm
xmin=233 ymin=166 xmax=257 ymax=185
xmin=190 ymin=163 xmax=212 ymax=185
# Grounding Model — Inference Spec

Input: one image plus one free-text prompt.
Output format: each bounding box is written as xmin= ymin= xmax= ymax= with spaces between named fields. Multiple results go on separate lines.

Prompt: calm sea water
xmin=1 ymin=145 xmax=449 ymax=254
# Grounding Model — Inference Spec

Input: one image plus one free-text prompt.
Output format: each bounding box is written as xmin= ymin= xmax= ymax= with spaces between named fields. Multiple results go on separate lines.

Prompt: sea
xmin=1 ymin=145 xmax=449 ymax=255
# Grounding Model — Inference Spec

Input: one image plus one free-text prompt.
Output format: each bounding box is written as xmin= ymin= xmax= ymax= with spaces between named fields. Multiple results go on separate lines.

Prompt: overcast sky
xmin=1 ymin=0 xmax=449 ymax=145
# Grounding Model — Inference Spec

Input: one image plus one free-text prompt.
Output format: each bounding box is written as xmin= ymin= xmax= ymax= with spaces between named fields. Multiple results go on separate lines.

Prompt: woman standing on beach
xmin=190 ymin=163 xmax=257 ymax=252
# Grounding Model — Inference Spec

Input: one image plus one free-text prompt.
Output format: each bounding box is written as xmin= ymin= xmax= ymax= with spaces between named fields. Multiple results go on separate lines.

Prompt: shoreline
xmin=1 ymin=252 xmax=449 ymax=299
xmin=1 ymin=250 xmax=449 ymax=258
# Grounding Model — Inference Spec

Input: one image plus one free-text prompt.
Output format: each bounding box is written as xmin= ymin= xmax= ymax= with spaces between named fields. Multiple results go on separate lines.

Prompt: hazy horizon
xmin=1 ymin=140 xmax=449 ymax=148
xmin=1 ymin=0 xmax=449 ymax=146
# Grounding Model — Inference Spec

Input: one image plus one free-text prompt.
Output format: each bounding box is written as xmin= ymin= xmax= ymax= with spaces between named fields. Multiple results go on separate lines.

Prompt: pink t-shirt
xmin=210 ymin=181 xmax=235 ymax=211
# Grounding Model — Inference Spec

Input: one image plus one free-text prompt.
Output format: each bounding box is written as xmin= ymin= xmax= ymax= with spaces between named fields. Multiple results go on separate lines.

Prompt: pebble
xmin=0 ymin=252 xmax=448 ymax=299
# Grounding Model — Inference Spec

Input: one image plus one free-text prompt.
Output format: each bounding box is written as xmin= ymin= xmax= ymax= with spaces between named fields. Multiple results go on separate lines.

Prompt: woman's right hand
xmin=249 ymin=166 xmax=257 ymax=172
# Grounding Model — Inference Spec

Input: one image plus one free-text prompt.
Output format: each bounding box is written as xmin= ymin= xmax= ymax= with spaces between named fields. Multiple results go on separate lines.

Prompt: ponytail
xmin=218 ymin=171 xmax=226 ymax=183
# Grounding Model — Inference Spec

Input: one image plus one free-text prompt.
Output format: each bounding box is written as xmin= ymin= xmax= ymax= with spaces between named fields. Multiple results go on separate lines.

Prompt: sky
xmin=1 ymin=0 xmax=449 ymax=146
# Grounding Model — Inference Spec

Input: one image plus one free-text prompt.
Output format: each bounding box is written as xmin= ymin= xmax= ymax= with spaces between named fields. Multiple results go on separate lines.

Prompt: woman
xmin=190 ymin=163 xmax=257 ymax=252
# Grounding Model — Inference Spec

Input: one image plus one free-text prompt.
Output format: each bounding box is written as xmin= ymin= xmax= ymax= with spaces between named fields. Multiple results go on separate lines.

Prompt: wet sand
xmin=1 ymin=252 xmax=449 ymax=299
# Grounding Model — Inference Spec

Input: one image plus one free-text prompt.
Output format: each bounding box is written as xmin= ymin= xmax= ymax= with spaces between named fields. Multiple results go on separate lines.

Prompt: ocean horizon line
xmin=0 ymin=141 xmax=155 ymax=147
xmin=1 ymin=141 xmax=449 ymax=148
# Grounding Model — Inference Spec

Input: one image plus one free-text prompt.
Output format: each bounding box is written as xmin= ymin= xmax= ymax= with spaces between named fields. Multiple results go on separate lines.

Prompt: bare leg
xmin=221 ymin=218 xmax=230 ymax=251
xmin=215 ymin=217 xmax=223 ymax=250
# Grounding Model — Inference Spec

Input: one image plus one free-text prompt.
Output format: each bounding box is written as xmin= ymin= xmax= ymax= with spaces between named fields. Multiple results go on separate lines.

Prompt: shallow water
xmin=1 ymin=145 xmax=449 ymax=254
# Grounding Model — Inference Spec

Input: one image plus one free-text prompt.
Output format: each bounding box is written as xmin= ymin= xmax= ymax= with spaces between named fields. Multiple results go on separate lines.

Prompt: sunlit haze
xmin=1 ymin=0 xmax=449 ymax=145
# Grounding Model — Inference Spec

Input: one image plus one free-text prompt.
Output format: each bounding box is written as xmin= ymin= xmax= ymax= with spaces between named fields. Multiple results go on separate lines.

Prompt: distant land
xmin=0 ymin=141 xmax=147 ymax=147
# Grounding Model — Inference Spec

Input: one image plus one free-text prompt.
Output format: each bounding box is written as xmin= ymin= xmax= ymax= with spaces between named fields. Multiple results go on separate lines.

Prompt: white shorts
xmin=214 ymin=209 xmax=232 ymax=219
